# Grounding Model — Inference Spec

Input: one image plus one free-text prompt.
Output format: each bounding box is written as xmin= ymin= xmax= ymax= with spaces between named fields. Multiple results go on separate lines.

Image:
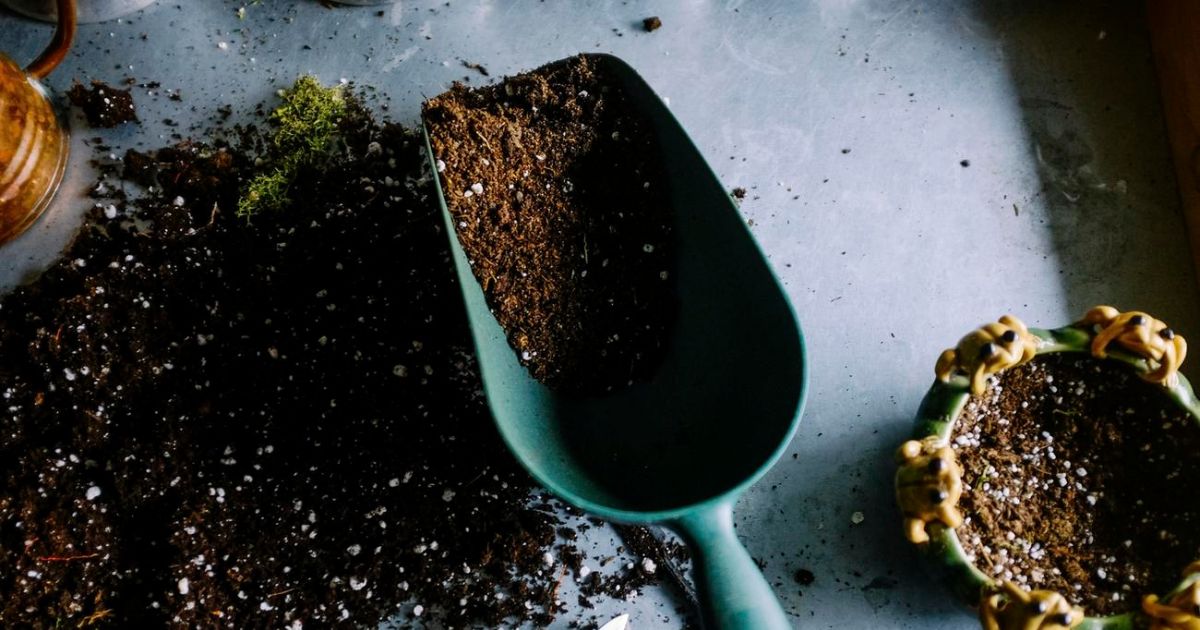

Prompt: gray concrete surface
xmin=2 ymin=1 xmax=1197 ymax=628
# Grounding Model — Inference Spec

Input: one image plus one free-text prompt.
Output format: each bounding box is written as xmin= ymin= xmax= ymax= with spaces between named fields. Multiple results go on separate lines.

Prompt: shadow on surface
xmin=980 ymin=1 xmax=1200 ymax=346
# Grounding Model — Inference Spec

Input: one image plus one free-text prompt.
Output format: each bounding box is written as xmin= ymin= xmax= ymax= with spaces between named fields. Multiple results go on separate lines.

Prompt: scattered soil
xmin=608 ymin=524 xmax=696 ymax=607
xmin=954 ymin=354 xmax=1200 ymax=615
xmin=643 ymin=16 xmax=663 ymax=32
xmin=423 ymin=55 xmax=675 ymax=394
xmin=731 ymin=187 xmax=747 ymax=200
xmin=67 ymin=81 xmax=138 ymax=128
xmin=462 ymin=60 xmax=490 ymax=77
xmin=794 ymin=568 xmax=815 ymax=586
xmin=0 ymin=89 xmax=687 ymax=627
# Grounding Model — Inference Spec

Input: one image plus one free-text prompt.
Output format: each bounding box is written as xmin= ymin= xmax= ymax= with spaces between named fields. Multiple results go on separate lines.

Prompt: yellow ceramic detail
xmin=1143 ymin=561 xmax=1200 ymax=630
xmin=1080 ymin=306 xmax=1187 ymax=388
xmin=935 ymin=315 xmax=1039 ymax=396
xmin=979 ymin=581 xmax=1084 ymax=630
xmin=894 ymin=436 xmax=963 ymax=544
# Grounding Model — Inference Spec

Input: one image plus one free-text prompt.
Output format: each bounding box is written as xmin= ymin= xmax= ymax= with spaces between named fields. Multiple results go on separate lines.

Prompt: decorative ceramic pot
xmin=896 ymin=306 xmax=1200 ymax=630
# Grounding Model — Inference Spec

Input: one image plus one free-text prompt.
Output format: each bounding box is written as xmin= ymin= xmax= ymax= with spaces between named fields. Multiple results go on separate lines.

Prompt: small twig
xmin=462 ymin=471 xmax=486 ymax=488
xmin=37 ymin=553 xmax=99 ymax=562
xmin=461 ymin=60 xmax=490 ymax=77
xmin=267 ymin=588 xmax=296 ymax=598
xmin=548 ymin=568 xmax=566 ymax=603
xmin=470 ymin=127 xmax=496 ymax=153
xmin=77 ymin=608 xmax=112 ymax=628
xmin=172 ymin=161 xmax=193 ymax=186
xmin=207 ymin=202 xmax=220 ymax=228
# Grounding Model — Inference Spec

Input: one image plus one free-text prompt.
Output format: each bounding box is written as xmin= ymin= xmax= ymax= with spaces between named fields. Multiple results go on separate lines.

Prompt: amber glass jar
xmin=0 ymin=0 xmax=75 ymax=246
xmin=0 ymin=56 xmax=69 ymax=244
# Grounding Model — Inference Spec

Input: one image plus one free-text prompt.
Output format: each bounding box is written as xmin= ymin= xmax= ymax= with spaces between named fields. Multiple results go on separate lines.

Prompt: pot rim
xmin=907 ymin=315 xmax=1200 ymax=629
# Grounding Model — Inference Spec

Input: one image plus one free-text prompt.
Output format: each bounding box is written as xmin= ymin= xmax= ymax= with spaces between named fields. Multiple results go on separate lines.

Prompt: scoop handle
xmin=673 ymin=501 xmax=792 ymax=629
xmin=25 ymin=0 xmax=77 ymax=79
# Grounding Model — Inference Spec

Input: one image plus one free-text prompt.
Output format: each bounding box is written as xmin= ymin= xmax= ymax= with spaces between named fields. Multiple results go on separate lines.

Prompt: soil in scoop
xmin=954 ymin=353 xmax=1200 ymax=615
xmin=0 ymin=90 xmax=686 ymax=627
xmin=423 ymin=55 xmax=675 ymax=395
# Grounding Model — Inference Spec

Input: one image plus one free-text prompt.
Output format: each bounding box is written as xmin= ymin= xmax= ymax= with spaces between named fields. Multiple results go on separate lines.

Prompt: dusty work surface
xmin=2 ymin=1 xmax=1197 ymax=628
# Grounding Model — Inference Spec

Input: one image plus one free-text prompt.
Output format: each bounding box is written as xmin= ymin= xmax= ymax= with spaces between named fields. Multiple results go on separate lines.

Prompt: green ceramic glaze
xmin=911 ymin=321 xmax=1200 ymax=629
xmin=422 ymin=53 xmax=806 ymax=629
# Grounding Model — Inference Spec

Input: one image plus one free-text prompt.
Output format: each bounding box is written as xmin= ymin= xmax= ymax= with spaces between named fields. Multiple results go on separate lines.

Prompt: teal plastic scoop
xmin=421 ymin=53 xmax=806 ymax=629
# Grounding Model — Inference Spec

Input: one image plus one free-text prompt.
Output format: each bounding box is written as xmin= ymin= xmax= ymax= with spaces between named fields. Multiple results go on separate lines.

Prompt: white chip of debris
xmin=851 ymin=511 xmax=865 ymax=524
xmin=349 ymin=577 xmax=368 ymax=591
xmin=470 ymin=182 xmax=484 ymax=195
xmin=641 ymin=557 xmax=657 ymax=574
xmin=177 ymin=577 xmax=190 ymax=595
xmin=442 ymin=489 xmax=456 ymax=502
xmin=436 ymin=159 xmax=446 ymax=172
xmin=86 ymin=486 xmax=102 ymax=501
xmin=599 ymin=613 xmax=631 ymax=630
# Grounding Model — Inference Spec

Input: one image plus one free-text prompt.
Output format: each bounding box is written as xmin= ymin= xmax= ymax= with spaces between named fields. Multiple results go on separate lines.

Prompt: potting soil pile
xmin=0 ymin=78 xmax=687 ymax=628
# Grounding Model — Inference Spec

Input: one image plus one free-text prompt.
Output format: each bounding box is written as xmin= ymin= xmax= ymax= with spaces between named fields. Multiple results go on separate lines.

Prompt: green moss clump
xmin=238 ymin=75 xmax=346 ymax=219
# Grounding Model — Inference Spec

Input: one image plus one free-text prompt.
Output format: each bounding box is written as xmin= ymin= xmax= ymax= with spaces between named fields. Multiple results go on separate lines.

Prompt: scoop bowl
xmin=422 ymin=53 xmax=807 ymax=629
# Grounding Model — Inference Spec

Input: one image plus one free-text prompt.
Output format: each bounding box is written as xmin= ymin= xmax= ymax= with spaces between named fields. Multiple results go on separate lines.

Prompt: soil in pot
xmin=422 ymin=54 xmax=675 ymax=395
xmin=953 ymin=353 xmax=1200 ymax=615
xmin=0 ymin=81 xmax=689 ymax=628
